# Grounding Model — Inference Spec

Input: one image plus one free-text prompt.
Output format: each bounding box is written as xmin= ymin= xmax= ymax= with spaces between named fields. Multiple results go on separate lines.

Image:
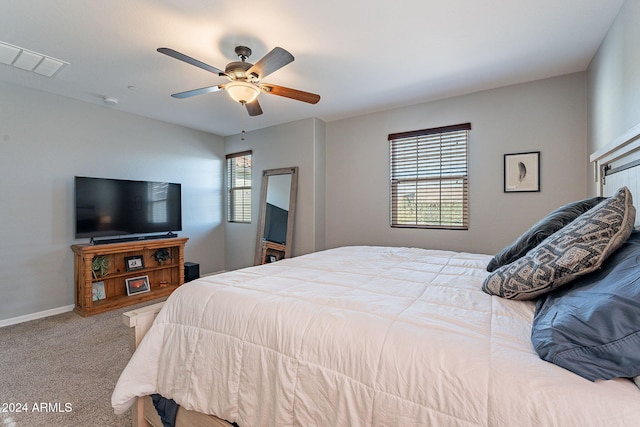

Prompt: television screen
xmin=264 ymin=202 xmax=288 ymax=244
xmin=75 ymin=176 xmax=182 ymax=239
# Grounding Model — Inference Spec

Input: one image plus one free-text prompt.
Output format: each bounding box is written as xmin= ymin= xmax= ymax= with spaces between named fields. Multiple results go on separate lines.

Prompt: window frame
xmin=226 ymin=150 xmax=252 ymax=223
xmin=389 ymin=123 xmax=470 ymax=230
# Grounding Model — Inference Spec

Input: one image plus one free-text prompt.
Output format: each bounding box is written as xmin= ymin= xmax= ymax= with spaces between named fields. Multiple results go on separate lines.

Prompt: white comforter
xmin=112 ymin=246 xmax=640 ymax=426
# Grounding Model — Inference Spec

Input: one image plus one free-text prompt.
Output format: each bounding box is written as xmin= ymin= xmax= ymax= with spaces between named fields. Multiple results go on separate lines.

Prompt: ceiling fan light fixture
xmin=225 ymin=81 xmax=260 ymax=104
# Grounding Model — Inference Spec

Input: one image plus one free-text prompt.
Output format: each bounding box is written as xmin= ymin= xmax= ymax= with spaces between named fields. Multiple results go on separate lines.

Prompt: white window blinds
xmin=389 ymin=123 xmax=470 ymax=229
xmin=226 ymin=150 xmax=252 ymax=223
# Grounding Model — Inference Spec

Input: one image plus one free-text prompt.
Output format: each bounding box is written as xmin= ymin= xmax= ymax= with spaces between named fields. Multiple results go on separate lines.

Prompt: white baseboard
xmin=0 ymin=272 xmax=228 ymax=328
xmin=0 ymin=304 xmax=75 ymax=328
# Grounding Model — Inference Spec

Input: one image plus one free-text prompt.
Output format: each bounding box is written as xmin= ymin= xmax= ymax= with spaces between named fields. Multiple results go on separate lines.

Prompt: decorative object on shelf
xmin=92 ymin=281 xmax=105 ymax=301
xmin=126 ymin=275 xmax=151 ymax=296
xmin=92 ymin=255 xmax=110 ymax=279
xmin=504 ymin=151 xmax=540 ymax=192
xmin=125 ymin=255 xmax=145 ymax=272
xmin=152 ymin=248 xmax=172 ymax=264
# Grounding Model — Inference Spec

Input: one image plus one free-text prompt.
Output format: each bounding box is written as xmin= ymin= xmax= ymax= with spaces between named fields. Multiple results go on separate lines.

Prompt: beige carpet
xmin=0 ymin=301 xmax=164 ymax=427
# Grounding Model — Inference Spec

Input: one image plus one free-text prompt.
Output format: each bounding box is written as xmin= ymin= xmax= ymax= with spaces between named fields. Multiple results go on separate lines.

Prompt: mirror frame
xmin=254 ymin=167 xmax=298 ymax=265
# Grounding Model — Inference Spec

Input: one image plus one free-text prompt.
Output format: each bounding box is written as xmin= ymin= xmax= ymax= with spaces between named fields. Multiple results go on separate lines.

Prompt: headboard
xmin=591 ymin=123 xmax=640 ymax=220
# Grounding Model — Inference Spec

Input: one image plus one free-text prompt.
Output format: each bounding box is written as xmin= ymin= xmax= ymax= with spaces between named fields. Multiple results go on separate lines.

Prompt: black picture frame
xmin=125 ymin=275 xmax=150 ymax=296
xmin=504 ymin=151 xmax=540 ymax=192
xmin=124 ymin=255 xmax=145 ymax=272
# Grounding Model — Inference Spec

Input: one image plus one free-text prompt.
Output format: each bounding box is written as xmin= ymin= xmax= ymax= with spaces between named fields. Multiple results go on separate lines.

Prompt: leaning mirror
xmin=254 ymin=167 xmax=298 ymax=265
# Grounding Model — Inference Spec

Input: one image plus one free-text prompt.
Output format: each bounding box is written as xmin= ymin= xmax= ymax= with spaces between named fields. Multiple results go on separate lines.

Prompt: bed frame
xmin=123 ymin=122 xmax=640 ymax=427
xmin=592 ymin=122 xmax=640 ymax=201
xmin=122 ymin=302 xmax=233 ymax=427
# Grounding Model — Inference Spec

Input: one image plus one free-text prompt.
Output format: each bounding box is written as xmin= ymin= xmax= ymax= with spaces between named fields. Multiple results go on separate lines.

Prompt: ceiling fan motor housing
xmin=225 ymin=61 xmax=252 ymax=80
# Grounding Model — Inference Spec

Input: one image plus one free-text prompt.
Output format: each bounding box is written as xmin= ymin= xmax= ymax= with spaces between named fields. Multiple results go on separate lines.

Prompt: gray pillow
xmin=482 ymin=187 xmax=635 ymax=300
xmin=531 ymin=230 xmax=640 ymax=381
xmin=486 ymin=196 xmax=605 ymax=272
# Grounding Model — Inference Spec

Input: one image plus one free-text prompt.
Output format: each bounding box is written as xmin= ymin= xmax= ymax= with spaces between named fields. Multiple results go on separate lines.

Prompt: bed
xmin=112 ymin=128 xmax=640 ymax=427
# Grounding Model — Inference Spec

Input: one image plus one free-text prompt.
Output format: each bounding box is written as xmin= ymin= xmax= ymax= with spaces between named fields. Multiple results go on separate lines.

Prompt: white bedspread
xmin=112 ymin=246 xmax=640 ymax=426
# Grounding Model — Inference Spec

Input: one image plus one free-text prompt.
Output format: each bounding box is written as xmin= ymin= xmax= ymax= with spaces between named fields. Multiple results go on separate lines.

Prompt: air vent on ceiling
xmin=0 ymin=41 xmax=68 ymax=77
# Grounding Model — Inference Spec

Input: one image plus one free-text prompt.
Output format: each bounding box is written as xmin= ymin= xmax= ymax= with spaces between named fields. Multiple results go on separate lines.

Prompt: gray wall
xmin=324 ymin=73 xmax=588 ymax=255
xmin=588 ymin=0 xmax=640 ymax=194
xmin=0 ymin=81 xmax=225 ymax=323
xmin=224 ymin=117 xmax=326 ymax=271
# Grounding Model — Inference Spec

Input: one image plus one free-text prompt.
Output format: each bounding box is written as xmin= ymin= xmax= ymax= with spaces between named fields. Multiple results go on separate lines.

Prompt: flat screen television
xmin=264 ymin=202 xmax=288 ymax=245
xmin=75 ymin=176 xmax=182 ymax=240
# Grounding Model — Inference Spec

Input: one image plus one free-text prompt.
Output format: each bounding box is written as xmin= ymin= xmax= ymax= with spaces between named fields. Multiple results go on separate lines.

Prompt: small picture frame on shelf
xmin=504 ymin=151 xmax=540 ymax=192
xmin=124 ymin=255 xmax=145 ymax=272
xmin=266 ymin=255 xmax=278 ymax=263
xmin=125 ymin=275 xmax=150 ymax=296
xmin=92 ymin=281 xmax=106 ymax=301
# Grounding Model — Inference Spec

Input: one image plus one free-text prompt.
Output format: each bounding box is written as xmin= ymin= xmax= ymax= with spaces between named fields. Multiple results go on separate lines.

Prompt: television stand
xmin=71 ymin=237 xmax=188 ymax=316
xmin=260 ymin=241 xmax=286 ymax=264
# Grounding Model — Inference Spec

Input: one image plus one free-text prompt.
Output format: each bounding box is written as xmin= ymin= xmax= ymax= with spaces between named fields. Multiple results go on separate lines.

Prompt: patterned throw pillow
xmin=482 ymin=187 xmax=635 ymax=300
xmin=486 ymin=197 xmax=605 ymax=272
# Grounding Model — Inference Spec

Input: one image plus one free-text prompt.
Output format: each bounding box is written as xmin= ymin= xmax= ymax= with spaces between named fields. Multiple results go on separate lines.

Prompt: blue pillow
xmin=531 ymin=230 xmax=640 ymax=381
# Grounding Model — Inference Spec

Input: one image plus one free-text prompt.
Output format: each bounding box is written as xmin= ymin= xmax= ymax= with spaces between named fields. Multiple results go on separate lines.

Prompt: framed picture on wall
xmin=504 ymin=151 xmax=540 ymax=192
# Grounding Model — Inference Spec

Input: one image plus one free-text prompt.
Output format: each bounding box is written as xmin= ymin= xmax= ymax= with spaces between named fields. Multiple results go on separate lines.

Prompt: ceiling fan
xmin=158 ymin=45 xmax=320 ymax=116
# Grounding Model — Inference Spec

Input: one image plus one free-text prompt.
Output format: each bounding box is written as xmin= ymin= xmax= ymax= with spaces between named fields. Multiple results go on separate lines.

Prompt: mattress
xmin=112 ymin=246 xmax=640 ymax=426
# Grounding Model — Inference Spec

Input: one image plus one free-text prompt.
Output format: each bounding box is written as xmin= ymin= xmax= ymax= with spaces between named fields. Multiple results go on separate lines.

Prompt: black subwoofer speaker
xmin=184 ymin=262 xmax=200 ymax=282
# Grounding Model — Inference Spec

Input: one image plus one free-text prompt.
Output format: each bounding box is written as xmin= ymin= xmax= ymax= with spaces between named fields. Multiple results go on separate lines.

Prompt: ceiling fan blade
xmin=261 ymin=84 xmax=320 ymax=104
xmin=246 ymin=47 xmax=294 ymax=80
xmin=245 ymin=99 xmax=263 ymax=116
xmin=171 ymin=85 xmax=223 ymax=99
xmin=158 ymin=47 xmax=227 ymax=77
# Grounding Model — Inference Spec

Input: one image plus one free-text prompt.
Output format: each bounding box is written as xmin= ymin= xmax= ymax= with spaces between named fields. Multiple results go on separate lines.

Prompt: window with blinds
xmin=226 ymin=150 xmax=252 ymax=223
xmin=148 ymin=182 xmax=169 ymax=224
xmin=389 ymin=123 xmax=470 ymax=229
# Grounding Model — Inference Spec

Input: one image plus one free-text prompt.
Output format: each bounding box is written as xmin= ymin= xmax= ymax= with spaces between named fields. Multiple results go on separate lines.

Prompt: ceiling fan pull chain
xmin=241 ymin=102 xmax=246 ymax=141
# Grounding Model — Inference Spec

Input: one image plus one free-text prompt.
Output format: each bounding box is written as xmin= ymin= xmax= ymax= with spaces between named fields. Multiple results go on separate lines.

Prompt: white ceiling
xmin=0 ymin=1 xmax=625 ymax=136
